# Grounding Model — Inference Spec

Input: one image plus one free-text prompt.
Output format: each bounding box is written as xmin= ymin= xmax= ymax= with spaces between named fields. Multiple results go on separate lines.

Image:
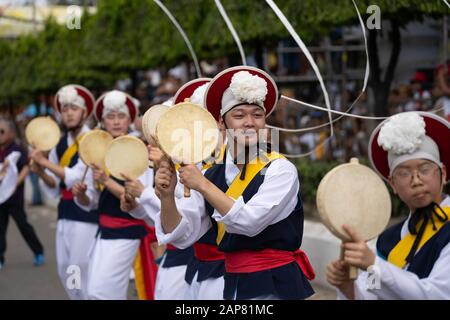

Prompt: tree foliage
xmin=0 ymin=0 xmax=448 ymax=107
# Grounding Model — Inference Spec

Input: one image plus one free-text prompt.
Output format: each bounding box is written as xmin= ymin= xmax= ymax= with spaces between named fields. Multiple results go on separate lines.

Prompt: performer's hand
xmin=326 ymin=260 xmax=354 ymax=299
xmin=120 ymin=192 xmax=138 ymax=212
xmin=122 ymin=174 xmax=144 ymax=199
xmin=72 ymin=182 xmax=87 ymax=197
xmin=148 ymin=145 xmax=164 ymax=169
xmin=29 ymin=160 xmax=43 ymax=174
xmin=178 ymin=164 xmax=207 ymax=192
xmin=29 ymin=149 xmax=47 ymax=166
xmin=341 ymin=224 xmax=376 ymax=270
xmin=155 ymin=160 xmax=176 ymax=197
xmin=151 ymin=242 xmax=166 ymax=261
xmin=92 ymin=164 xmax=109 ymax=185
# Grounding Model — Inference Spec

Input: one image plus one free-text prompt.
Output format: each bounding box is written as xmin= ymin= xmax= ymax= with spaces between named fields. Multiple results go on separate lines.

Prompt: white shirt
xmin=338 ymin=196 xmax=450 ymax=300
xmin=127 ymin=169 xmax=160 ymax=226
xmin=155 ymin=149 xmax=300 ymax=248
xmin=41 ymin=125 xmax=90 ymax=198
xmin=0 ymin=151 xmax=21 ymax=204
xmin=75 ymin=165 xmax=156 ymax=227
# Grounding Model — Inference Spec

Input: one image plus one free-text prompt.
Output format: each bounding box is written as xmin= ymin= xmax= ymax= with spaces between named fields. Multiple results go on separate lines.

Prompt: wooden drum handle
xmin=340 ymin=246 xmax=359 ymax=280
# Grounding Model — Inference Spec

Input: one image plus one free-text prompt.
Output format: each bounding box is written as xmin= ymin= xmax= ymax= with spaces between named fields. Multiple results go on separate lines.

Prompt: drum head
xmin=316 ymin=158 xmax=391 ymax=241
xmin=142 ymin=104 xmax=169 ymax=143
xmin=78 ymin=130 xmax=113 ymax=169
xmin=156 ymin=102 xmax=219 ymax=164
xmin=25 ymin=117 xmax=61 ymax=151
xmin=105 ymin=135 xmax=149 ymax=180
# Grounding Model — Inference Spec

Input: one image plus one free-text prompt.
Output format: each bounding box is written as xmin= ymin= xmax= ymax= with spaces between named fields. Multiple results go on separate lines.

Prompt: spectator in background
xmin=434 ymin=60 xmax=450 ymax=121
xmin=18 ymin=94 xmax=53 ymax=206
xmin=24 ymin=94 xmax=53 ymax=119
xmin=284 ymin=115 xmax=302 ymax=155
xmin=397 ymin=84 xmax=415 ymax=112
xmin=0 ymin=118 xmax=44 ymax=270
xmin=152 ymin=75 xmax=181 ymax=105
xmin=410 ymin=71 xmax=432 ymax=110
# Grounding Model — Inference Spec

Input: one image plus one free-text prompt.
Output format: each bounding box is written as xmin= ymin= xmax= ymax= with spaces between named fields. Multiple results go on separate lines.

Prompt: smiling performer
xmin=29 ymin=84 xmax=97 ymax=300
xmin=326 ymin=111 xmax=450 ymax=300
xmin=71 ymin=90 xmax=153 ymax=300
xmin=155 ymin=66 xmax=315 ymax=300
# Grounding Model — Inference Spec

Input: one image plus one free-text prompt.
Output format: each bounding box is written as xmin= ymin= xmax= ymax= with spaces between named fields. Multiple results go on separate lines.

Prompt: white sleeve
xmin=363 ymin=244 xmax=450 ymax=300
xmin=64 ymin=158 xmax=88 ymax=189
xmin=155 ymin=187 xmax=211 ymax=249
xmin=73 ymin=168 xmax=100 ymax=212
xmin=212 ymin=159 xmax=300 ymax=237
xmin=41 ymin=148 xmax=61 ymax=198
xmin=335 ymin=274 xmax=380 ymax=300
xmin=129 ymin=169 xmax=159 ymax=225
xmin=0 ymin=152 xmax=20 ymax=203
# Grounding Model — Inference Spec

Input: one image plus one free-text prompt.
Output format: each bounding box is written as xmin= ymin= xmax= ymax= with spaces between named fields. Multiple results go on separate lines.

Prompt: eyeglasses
xmin=393 ymin=163 xmax=439 ymax=183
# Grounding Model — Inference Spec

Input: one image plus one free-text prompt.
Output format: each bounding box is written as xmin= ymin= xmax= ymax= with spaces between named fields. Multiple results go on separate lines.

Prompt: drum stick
xmin=80 ymin=165 xmax=89 ymax=184
xmin=180 ymin=163 xmax=191 ymax=198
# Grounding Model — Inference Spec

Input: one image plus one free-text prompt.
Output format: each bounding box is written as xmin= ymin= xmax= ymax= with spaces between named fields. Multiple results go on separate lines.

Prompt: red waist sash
xmin=99 ymin=214 xmax=146 ymax=229
xmin=60 ymin=189 xmax=74 ymax=200
xmin=225 ymin=248 xmax=315 ymax=280
xmin=194 ymin=243 xmax=225 ymax=262
xmin=166 ymin=244 xmax=178 ymax=251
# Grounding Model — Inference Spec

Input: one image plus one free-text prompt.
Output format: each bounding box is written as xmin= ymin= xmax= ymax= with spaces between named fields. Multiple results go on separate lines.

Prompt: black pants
xmin=0 ymin=202 xmax=44 ymax=264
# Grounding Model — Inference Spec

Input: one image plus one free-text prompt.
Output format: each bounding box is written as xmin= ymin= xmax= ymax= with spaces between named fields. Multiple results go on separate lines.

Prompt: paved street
xmin=0 ymin=203 xmax=66 ymax=299
xmin=0 ymin=198 xmax=335 ymax=300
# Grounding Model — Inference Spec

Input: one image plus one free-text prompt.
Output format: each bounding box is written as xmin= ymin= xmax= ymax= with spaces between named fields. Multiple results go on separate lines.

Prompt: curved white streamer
xmin=267 ymin=0 xmax=371 ymax=134
xmin=265 ymin=0 xmax=334 ymax=138
xmin=214 ymin=0 xmax=247 ymax=65
xmin=265 ymin=0 xmax=334 ymax=159
xmin=154 ymin=0 xmax=202 ymax=77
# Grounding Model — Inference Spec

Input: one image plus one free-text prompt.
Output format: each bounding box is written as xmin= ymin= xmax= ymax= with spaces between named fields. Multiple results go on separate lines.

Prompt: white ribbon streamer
xmin=154 ymin=0 xmax=202 ymax=77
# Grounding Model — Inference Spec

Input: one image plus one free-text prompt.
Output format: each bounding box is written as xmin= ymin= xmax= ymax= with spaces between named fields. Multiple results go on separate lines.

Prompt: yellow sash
xmin=388 ymin=206 xmax=450 ymax=268
xmin=216 ymin=151 xmax=285 ymax=245
xmin=59 ymin=134 xmax=85 ymax=168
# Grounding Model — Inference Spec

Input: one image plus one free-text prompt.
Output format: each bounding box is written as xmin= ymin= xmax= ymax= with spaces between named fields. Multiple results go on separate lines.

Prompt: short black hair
xmin=0 ymin=117 xmax=17 ymax=135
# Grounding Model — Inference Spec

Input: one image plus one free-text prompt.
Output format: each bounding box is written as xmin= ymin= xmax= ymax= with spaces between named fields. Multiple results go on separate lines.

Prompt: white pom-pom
xmin=229 ymin=71 xmax=267 ymax=105
xmin=102 ymin=90 xmax=130 ymax=118
xmin=378 ymin=113 xmax=426 ymax=155
xmin=104 ymin=90 xmax=126 ymax=109
xmin=58 ymin=86 xmax=85 ymax=108
xmin=190 ymin=83 xmax=209 ymax=107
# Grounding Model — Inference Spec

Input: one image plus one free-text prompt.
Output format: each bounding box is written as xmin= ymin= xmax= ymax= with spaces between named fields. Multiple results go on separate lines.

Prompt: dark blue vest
xmin=162 ymin=246 xmax=194 ymax=269
xmin=55 ymin=134 xmax=98 ymax=224
xmin=98 ymin=178 xmax=147 ymax=240
xmin=184 ymin=228 xmax=226 ymax=285
xmin=377 ymin=218 xmax=450 ymax=278
xmin=203 ymin=159 xmax=314 ymax=300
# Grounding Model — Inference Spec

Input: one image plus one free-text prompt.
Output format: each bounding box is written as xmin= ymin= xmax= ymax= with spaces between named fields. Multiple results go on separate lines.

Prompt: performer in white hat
xmin=140 ymin=78 xmax=227 ymax=300
xmin=71 ymin=90 xmax=155 ymax=300
xmin=326 ymin=111 xmax=450 ymax=299
xmin=29 ymin=84 xmax=97 ymax=299
xmin=154 ymin=66 xmax=315 ymax=300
